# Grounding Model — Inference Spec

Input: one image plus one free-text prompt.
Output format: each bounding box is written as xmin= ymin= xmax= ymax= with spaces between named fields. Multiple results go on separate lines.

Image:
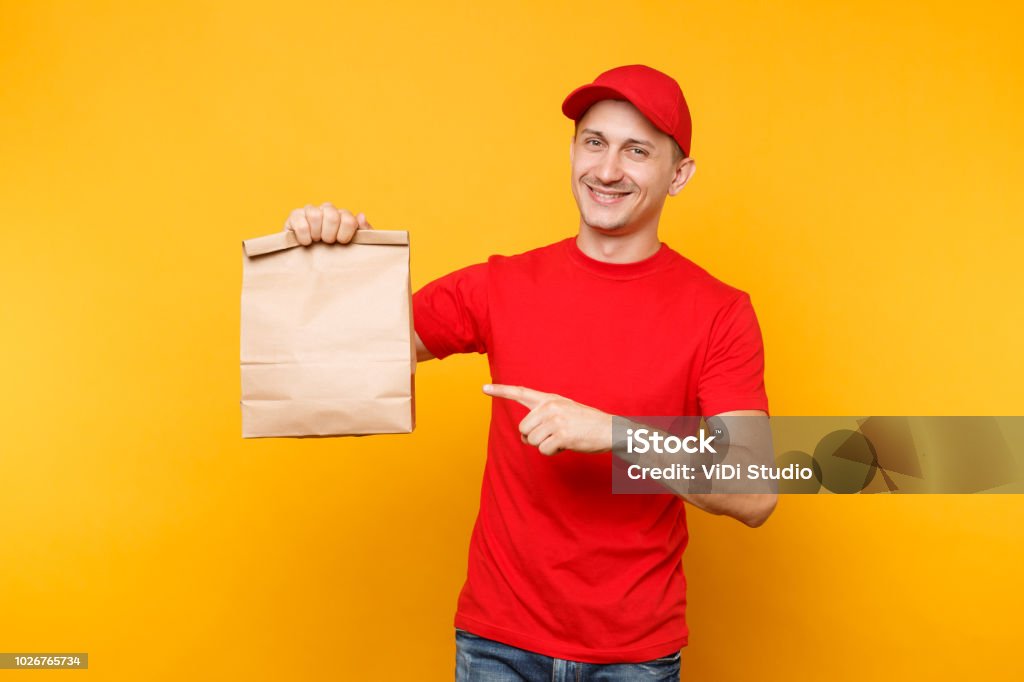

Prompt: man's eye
xmin=630 ymin=148 xmax=648 ymax=156
xmin=586 ymin=139 xmax=601 ymax=147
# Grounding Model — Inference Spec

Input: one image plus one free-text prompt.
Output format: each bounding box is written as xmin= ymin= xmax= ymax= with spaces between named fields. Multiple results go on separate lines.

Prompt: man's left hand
xmin=482 ymin=384 xmax=613 ymax=455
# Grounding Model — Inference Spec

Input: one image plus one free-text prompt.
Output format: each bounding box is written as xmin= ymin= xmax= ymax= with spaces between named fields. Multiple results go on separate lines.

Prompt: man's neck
xmin=575 ymin=225 xmax=661 ymax=264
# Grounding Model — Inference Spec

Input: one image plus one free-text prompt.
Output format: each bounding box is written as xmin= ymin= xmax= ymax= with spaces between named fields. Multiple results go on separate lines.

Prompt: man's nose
xmin=594 ymin=151 xmax=624 ymax=185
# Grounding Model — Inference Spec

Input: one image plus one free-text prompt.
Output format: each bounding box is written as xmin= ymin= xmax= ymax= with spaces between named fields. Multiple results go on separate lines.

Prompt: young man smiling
xmin=284 ymin=64 xmax=774 ymax=681
xmin=570 ymin=108 xmax=689 ymax=249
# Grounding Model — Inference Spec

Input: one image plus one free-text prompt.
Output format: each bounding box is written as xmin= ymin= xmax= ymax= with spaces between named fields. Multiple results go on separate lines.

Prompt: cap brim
xmin=561 ymin=84 xmax=632 ymax=121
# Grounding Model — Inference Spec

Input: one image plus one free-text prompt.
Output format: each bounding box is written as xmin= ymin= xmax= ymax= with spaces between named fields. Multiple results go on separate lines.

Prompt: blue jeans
xmin=455 ymin=628 xmax=681 ymax=681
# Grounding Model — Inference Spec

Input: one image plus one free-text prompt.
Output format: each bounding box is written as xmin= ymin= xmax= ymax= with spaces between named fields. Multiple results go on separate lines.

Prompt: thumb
xmin=356 ymin=212 xmax=375 ymax=230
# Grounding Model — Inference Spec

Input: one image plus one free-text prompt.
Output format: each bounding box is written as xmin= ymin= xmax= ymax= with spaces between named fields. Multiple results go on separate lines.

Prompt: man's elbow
xmin=740 ymin=493 xmax=777 ymax=528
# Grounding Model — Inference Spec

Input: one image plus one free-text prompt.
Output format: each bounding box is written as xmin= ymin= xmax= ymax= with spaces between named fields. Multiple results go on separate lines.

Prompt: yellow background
xmin=2 ymin=1 xmax=1022 ymax=679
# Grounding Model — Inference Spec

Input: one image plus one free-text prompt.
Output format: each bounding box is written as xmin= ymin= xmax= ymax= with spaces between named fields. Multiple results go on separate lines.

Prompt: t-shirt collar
xmin=562 ymin=235 xmax=673 ymax=280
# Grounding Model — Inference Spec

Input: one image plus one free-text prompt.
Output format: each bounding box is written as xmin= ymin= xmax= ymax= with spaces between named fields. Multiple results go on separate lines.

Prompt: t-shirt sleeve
xmin=412 ymin=261 xmax=491 ymax=360
xmin=697 ymin=291 xmax=770 ymax=417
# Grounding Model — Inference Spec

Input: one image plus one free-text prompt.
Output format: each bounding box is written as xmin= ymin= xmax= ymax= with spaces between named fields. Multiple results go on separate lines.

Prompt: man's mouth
xmin=586 ymin=185 xmax=632 ymax=205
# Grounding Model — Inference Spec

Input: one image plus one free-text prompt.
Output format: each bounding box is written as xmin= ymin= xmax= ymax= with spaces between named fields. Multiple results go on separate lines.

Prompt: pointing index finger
xmin=482 ymin=384 xmax=545 ymax=410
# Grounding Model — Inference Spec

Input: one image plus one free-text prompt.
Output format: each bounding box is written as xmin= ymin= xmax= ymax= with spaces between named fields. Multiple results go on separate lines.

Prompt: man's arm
xmin=652 ymin=410 xmax=776 ymax=528
xmin=608 ymin=409 xmax=776 ymax=527
xmin=482 ymin=385 xmax=777 ymax=528
xmin=415 ymin=332 xmax=435 ymax=363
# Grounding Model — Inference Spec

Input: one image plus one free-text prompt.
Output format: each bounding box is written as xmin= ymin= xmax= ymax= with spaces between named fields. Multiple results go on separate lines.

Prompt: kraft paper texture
xmin=240 ymin=229 xmax=416 ymax=438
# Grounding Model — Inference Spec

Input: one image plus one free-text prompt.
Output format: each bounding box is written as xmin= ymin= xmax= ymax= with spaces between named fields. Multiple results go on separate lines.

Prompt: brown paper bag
xmin=240 ymin=229 xmax=415 ymax=438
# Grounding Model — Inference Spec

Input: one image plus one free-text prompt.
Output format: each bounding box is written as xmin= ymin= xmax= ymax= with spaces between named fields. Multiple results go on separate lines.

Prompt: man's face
xmin=569 ymin=99 xmax=693 ymax=236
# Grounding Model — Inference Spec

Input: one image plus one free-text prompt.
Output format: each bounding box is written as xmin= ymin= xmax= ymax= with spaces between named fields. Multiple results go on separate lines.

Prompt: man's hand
xmin=280 ymin=201 xmax=435 ymax=363
xmin=284 ymin=201 xmax=374 ymax=245
xmin=482 ymin=384 xmax=613 ymax=455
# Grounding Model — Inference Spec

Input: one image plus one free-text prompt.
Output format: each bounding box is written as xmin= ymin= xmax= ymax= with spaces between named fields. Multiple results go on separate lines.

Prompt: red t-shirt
xmin=412 ymin=235 xmax=769 ymax=663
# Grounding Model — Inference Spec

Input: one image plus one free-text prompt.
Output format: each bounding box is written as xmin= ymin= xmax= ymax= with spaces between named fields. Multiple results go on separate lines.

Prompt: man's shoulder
xmin=423 ymin=239 xmax=567 ymax=285
xmin=661 ymin=244 xmax=752 ymax=304
xmin=488 ymin=237 xmax=571 ymax=262
xmin=479 ymin=237 xmax=572 ymax=271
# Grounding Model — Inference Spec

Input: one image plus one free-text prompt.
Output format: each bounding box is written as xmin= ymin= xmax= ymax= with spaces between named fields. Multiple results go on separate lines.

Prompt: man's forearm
xmin=681 ymin=491 xmax=777 ymax=528
xmin=612 ymin=424 xmax=777 ymax=527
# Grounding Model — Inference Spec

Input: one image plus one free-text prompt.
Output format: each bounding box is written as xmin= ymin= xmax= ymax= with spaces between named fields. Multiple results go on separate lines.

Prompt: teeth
xmin=591 ymin=188 xmax=626 ymax=199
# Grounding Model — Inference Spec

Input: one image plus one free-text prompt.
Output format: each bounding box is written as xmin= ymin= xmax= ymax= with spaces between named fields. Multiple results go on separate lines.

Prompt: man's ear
xmin=569 ymin=135 xmax=575 ymax=164
xmin=668 ymin=157 xmax=696 ymax=197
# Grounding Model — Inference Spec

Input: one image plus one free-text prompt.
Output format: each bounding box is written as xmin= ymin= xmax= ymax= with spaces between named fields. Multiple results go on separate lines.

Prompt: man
xmin=284 ymin=64 xmax=775 ymax=681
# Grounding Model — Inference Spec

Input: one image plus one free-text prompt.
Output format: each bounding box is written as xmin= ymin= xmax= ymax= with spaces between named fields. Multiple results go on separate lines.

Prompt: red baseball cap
xmin=561 ymin=64 xmax=692 ymax=157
